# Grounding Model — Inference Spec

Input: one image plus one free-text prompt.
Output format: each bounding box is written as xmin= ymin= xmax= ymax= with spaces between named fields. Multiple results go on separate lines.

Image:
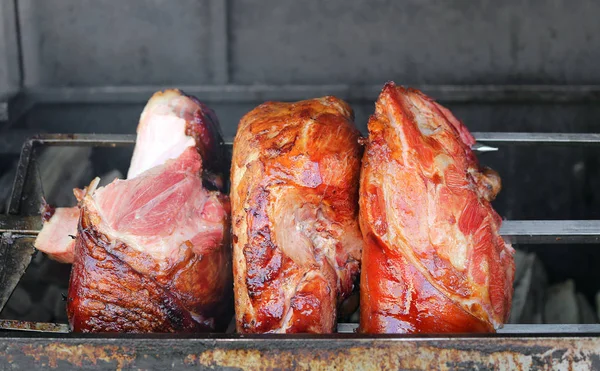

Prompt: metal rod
xmin=1 ymin=321 xmax=599 ymax=335
xmin=0 ymin=320 xmax=69 ymax=333
xmin=32 ymin=133 xmax=136 ymax=146
xmin=209 ymin=0 xmax=229 ymax=84
xmin=500 ymin=220 xmax=600 ymax=244
xmin=0 ymin=215 xmax=41 ymax=234
xmin=472 ymin=132 xmax=600 ymax=145
xmin=3 ymin=217 xmax=600 ymax=244
xmin=21 ymin=133 xmax=600 ymax=148
xmin=336 ymin=323 xmax=600 ymax=334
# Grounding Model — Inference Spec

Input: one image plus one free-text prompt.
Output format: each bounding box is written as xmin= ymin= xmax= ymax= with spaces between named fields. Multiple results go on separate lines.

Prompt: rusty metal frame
xmin=2 ymin=134 xmax=600 ymax=369
xmin=4 ymin=132 xmax=600 ymax=312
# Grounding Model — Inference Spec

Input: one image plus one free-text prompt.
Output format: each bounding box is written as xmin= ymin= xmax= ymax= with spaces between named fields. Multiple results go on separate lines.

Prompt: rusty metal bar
xmin=0 ymin=320 xmax=69 ymax=333
xmin=336 ymin=323 xmax=600 ymax=334
xmin=0 ymin=215 xmax=41 ymax=234
xmin=0 ymin=334 xmax=599 ymax=370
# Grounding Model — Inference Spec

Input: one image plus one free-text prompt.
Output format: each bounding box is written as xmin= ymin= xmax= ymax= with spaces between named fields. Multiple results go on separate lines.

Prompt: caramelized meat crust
xmin=67 ymin=149 xmax=233 ymax=333
xmin=359 ymin=83 xmax=515 ymax=333
xmin=231 ymin=97 xmax=363 ymax=333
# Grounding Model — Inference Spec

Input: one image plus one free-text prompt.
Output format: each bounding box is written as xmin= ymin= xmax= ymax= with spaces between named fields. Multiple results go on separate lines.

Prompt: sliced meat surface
xmin=34 ymin=89 xmax=226 ymax=263
xmin=34 ymin=206 xmax=79 ymax=264
xmin=359 ymin=83 xmax=515 ymax=333
xmin=231 ymin=97 xmax=363 ymax=333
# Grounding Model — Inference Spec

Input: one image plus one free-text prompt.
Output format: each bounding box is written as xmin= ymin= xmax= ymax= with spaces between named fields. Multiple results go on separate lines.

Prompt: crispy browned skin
xmin=231 ymin=97 xmax=363 ymax=333
xmin=359 ymin=83 xmax=515 ymax=334
xmin=67 ymin=204 xmax=232 ymax=333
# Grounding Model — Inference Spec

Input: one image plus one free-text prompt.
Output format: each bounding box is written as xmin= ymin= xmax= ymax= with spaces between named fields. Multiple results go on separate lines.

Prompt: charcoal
xmin=0 ymin=161 xmax=17 ymax=213
xmin=596 ymin=292 xmax=600 ymax=324
xmin=33 ymin=256 xmax=71 ymax=286
xmin=509 ymin=249 xmax=547 ymax=324
xmin=19 ymin=305 xmax=53 ymax=322
xmin=350 ymin=310 xmax=359 ymax=323
xmin=37 ymin=147 xmax=93 ymax=207
xmin=42 ymin=284 xmax=68 ymax=320
xmin=544 ymin=280 xmax=579 ymax=324
xmin=576 ymin=293 xmax=597 ymax=324
xmin=6 ymin=286 xmax=32 ymax=315
xmin=0 ymin=307 xmax=17 ymax=320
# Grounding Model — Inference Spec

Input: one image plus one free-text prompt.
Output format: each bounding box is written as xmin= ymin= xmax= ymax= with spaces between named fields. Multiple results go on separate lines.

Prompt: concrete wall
xmin=0 ymin=0 xmax=19 ymax=97
xmin=13 ymin=0 xmax=600 ymax=87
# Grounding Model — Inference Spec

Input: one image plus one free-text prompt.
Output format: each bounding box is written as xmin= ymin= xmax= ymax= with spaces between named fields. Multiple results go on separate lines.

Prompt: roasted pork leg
xmin=231 ymin=97 xmax=363 ymax=333
xmin=67 ymin=90 xmax=232 ymax=332
xmin=34 ymin=89 xmax=227 ymax=263
xmin=359 ymin=83 xmax=515 ymax=333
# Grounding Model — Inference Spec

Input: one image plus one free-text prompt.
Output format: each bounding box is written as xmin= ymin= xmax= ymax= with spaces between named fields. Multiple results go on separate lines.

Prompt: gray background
xmin=1 ymin=0 xmax=599 ymax=88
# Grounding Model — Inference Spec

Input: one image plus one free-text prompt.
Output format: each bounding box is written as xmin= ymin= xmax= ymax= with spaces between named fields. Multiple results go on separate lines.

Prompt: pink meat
xmin=33 ymin=206 xmax=79 ymax=263
xmin=89 ymin=147 xmax=227 ymax=260
xmin=34 ymin=89 xmax=225 ymax=264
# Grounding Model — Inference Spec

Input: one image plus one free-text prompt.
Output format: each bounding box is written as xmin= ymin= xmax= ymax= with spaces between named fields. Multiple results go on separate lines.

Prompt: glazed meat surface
xmin=359 ymin=83 xmax=515 ymax=333
xmin=231 ymin=97 xmax=363 ymax=333
xmin=67 ymin=90 xmax=232 ymax=332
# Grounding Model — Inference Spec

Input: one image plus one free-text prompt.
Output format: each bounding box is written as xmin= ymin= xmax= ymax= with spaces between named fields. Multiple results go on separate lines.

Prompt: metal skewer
xmin=27 ymin=132 xmax=600 ymax=147
xmin=472 ymin=132 xmax=600 ymax=145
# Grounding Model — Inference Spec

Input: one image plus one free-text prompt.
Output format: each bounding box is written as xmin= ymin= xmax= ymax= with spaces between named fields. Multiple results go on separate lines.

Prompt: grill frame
xmin=1 ymin=133 xmax=600 ymax=369
xmin=0 ymin=332 xmax=600 ymax=369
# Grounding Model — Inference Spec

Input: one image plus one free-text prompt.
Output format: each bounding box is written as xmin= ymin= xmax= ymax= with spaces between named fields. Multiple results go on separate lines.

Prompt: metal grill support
xmin=1 ymin=133 xmax=600 ymax=369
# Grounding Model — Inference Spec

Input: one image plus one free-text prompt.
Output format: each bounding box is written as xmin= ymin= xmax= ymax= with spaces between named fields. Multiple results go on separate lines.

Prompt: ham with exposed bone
xmin=34 ymin=89 xmax=233 ymax=332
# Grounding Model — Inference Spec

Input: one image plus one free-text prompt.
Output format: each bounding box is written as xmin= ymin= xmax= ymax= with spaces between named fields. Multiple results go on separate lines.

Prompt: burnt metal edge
xmin=0 ymin=333 xmax=599 ymax=370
